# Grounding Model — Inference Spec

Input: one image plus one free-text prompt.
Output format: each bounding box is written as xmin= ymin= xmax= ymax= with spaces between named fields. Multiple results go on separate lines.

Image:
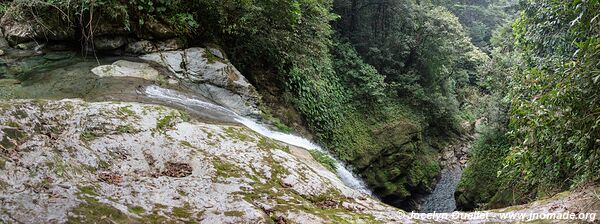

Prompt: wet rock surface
xmin=91 ymin=60 xmax=163 ymax=82
xmin=140 ymin=48 xmax=261 ymax=116
xmin=419 ymin=137 xmax=473 ymax=213
xmin=0 ymin=100 xmax=413 ymax=223
xmin=0 ymin=100 xmax=596 ymax=223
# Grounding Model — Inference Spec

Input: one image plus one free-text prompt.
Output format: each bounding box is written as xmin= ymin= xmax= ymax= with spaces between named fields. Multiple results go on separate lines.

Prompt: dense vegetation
xmin=456 ymin=0 xmax=599 ymax=210
xmin=431 ymin=0 xmax=517 ymax=51
xmin=1 ymin=0 xmax=598 ymax=212
xmin=2 ymin=0 xmax=484 ymax=208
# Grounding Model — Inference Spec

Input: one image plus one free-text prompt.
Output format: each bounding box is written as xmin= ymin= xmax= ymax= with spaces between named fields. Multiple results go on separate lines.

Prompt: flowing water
xmin=419 ymin=165 xmax=463 ymax=212
xmin=0 ymin=53 xmax=156 ymax=102
xmin=144 ymin=85 xmax=373 ymax=195
xmin=0 ymin=52 xmax=373 ymax=195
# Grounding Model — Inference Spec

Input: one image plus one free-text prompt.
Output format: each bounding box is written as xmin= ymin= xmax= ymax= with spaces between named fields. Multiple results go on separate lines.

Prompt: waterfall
xmin=144 ymin=85 xmax=372 ymax=195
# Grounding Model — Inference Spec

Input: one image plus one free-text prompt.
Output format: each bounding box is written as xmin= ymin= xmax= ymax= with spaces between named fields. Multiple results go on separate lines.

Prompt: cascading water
xmin=144 ymin=85 xmax=372 ymax=195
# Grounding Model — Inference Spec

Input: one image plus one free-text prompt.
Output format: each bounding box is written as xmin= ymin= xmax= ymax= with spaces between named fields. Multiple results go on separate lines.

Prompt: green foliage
xmin=197 ymin=0 xmax=338 ymax=69
xmin=458 ymin=0 xmax=600 ymax=210
xmin=155 ymin=112 xmax=176 ymax=132
xmin=456 ymin=127 xmax=509 ymax=210
xmin=284 ymin=35 xmax=444 ymax=206
xmin=271 ymin=118 xmax=292 ymax=133
xmin=129 ymin=0 xmax=168 ymax=15
xmin=223 ymin=127 xmax=252 ymax=142
xmin=257 ymin=137 xmax=284 ymax=151
xmin=203 ymin=50 xmax=221 ymax=64
xmin=500 ymin=0 xmax=600 ymax=202
xmin=117 ymin=106 xmax=136 ymax=117
xmin=171 ymin=204 xmax=192 ymax=218
xmin=0 ymin=1 xmax=10 ymax=16
xmin=68 ymin=196 xmax=131 ymax=223
xmin=309 ymin=150 xmax=337 ymax=173
xmin=79 ymin=129 xmax=98 ymax=142
xmin=128 ymin=206 xmax=146 ymax=215
xmin=116 ymin=125 xmax=139 ymax=134
xmin=260 ymin=107 xmax=292 ymax=133
xmin=7 ymin=0 xmax=200 ymax=40
xmin=333 ymin=0 xmax=488 ymax=133
xmin=169 ymin=13 xmax=199 ymax=34
xmin=331 ymin=41 xmax=386 ymax=108
xmin=432 ymin=0 xmax=516 ymax=51
xmin=286 ymin=57 xmax=346 ymax=147
xmin=280 ymin=30 xmax=454 ymax=206
xmin=408 ymin=155 xmax=441 ymax=190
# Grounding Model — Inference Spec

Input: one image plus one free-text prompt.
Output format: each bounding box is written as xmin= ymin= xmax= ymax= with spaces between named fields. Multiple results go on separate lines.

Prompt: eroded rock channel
xmin=0 ymin=49 xmax=385 ymax=223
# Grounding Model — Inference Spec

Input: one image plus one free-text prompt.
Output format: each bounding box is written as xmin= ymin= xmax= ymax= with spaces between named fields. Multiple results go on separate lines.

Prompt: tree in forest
xmin=456 ymin=0 xmax=600 ymax=210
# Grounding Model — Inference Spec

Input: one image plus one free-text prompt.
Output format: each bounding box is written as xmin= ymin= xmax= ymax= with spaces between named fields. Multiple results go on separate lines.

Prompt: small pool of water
xmin=0 ymin=52 xmax=235 ymax=124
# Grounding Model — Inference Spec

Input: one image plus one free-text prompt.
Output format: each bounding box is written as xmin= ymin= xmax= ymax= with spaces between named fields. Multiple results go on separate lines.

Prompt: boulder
xmin=91 ymin=60 xmax=162 ymax=82
xmin=93 ymin=36 xmax=127 ymax=50
xmin=140 ymin=48 xmax=260 ymax=116
xmin=125 ymin=39 xmax=184 ymax=54
xmin=125 ymin=40 xmax=156 ymax=54
xmin=0 ymin=4 xmax=75 ymax=45
xmin=156 ymin=38 xmax=184 ymax=51
xmin=0 ymin=30 xmax=8 ymax=49
xmin=207 ymin=46 xmax=226 ymax=59
xmin=15 ymin=41 xmax=39 ymax=50
xmin=93 ymin=18 xmax=130 ymax=36
xmin=142 ymin=19 xmax=176 ymax=39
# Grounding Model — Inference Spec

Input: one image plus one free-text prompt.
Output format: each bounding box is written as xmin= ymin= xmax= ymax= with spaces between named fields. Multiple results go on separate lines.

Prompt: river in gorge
xmin=417 ymin=138 xmax=472 ymax=213
xmin=419 ymin=165 xmax=464 ymax=212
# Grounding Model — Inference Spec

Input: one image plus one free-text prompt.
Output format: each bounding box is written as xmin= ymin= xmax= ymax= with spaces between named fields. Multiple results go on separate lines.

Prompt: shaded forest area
xmin=0 ymin=0 xmax=598 ymax=211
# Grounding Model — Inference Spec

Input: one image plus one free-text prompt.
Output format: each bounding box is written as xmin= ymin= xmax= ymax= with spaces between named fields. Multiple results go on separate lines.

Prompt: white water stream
xmin=144 ymin=85 xmax=372 ymax=195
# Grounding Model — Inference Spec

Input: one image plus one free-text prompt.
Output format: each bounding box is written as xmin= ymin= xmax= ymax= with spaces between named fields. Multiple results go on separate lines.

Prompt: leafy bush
xmin=455 ymin=127 xmax=509 ymax=210
xmin=499 ymin=0 xmax=600 ymax=201
xmin=331 ymin=40 xmax=386 ymax=108
xmin=309 ymin=150 xmax=337 ymax=172
xmin=457 ymin=0 xmax=600 ymax=210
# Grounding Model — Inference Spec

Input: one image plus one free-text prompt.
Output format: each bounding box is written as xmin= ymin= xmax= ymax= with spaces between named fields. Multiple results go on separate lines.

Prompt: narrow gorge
xmin=0 ymin=0 xmax=598 ymax=223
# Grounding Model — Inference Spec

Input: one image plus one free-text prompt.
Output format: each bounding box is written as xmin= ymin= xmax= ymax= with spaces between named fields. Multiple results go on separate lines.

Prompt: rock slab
xmin=140 ymin=48 xmax=261 ymax=116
